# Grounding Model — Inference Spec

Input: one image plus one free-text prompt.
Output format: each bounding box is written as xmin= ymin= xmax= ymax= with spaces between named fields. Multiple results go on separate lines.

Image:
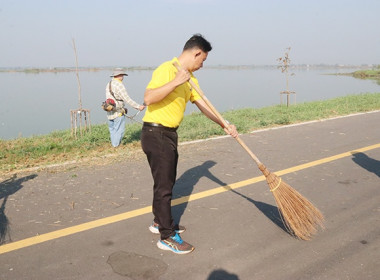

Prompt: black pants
xmin=141 ymin=125 xmax=178 ymax=240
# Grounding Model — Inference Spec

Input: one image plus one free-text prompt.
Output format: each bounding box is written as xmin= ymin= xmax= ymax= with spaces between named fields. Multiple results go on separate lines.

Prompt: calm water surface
xmin=0 ymin=67 xmax=379 ymax=139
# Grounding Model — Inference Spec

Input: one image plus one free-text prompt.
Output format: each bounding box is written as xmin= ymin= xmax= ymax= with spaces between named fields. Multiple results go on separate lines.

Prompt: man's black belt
xmin=143 ymin=122 xmax=178 ymax=132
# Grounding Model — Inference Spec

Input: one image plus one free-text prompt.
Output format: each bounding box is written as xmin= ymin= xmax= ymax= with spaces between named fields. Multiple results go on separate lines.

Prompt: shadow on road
xmin=351 ymin=152 xmax=380 ymax=178
xmin=172 ymin=161 xmax=221 ymax=224
xmin=172 ymin=160 xmax=288 ymax=235
xmin=207 ymin=269 xmax=240 ymax=280
xmin=0 ymin=174 xmax=37 ymax=244
xmin=224 ymin=186 xmax=288 ymax=233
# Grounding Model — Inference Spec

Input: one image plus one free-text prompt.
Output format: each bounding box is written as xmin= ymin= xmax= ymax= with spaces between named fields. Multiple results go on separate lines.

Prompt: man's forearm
xmin=143 ymin=80 xmax=178 ymax=105
xmin=144 ymin=69 xmax=191 ymax=105
xmin=195 ymin=99 xmax=223 ymax=127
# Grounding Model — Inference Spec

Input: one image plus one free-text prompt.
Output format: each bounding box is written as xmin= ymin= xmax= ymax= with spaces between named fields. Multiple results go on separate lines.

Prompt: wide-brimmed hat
xmin=110 ymin=68 xmax=128 ymax=77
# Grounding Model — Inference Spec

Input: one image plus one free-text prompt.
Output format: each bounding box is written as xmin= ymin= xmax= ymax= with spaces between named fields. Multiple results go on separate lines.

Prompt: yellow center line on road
xmin=276 ymin=143 xmax=380 ymax=176
xmin=1 ymin=143 xmax=379 ymax=255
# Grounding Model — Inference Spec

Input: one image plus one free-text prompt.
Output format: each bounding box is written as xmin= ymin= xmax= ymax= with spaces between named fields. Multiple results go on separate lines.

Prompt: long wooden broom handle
xmin=173 ymin=62 xmax=262 ymax=166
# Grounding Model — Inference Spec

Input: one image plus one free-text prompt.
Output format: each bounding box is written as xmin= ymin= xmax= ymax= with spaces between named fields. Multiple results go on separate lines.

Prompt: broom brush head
xmin=259 ymin=164 xmax=324 ymax=240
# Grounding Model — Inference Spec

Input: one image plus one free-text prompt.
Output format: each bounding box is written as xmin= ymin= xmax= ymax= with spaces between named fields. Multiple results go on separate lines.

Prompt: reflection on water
xmin=0 ymin=67 xmax=379 ymax=140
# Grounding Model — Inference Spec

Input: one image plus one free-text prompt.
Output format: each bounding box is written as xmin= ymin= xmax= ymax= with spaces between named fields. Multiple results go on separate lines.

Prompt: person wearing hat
xmin=106 ymin=68 xmax=145 ymax=147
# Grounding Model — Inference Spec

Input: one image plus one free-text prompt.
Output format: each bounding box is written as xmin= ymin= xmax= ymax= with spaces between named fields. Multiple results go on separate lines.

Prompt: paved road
xmin=1 ymin=111 xmax=379 ymax=280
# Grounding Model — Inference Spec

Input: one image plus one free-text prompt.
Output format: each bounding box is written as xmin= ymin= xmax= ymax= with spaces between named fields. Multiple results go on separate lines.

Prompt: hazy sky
xmin=1 ymin=0 xmax=379 ymax=67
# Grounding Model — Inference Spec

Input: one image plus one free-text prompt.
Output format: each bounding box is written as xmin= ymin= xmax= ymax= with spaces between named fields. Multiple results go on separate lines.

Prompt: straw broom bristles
xmin=259 ymin=164 xmax=324 ymax=240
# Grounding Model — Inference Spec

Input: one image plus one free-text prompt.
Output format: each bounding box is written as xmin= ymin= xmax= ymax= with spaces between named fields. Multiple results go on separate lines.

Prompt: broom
xmin=173 ymin=62 xmax=324 ymax=240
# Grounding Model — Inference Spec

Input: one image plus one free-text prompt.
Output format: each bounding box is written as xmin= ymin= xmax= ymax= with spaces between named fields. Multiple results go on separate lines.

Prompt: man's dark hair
xmin=183 ymin=34 xmax=212 ymax=53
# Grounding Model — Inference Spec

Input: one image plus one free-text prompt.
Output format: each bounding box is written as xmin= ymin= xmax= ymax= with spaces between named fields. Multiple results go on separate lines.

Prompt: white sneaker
xmin=149 ymin=221 xmax=186 ymax=234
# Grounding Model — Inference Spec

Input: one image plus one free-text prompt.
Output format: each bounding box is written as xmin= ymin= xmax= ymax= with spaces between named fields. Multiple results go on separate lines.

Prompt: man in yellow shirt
xmin=141 ymin=34 xmax=238 ymax=254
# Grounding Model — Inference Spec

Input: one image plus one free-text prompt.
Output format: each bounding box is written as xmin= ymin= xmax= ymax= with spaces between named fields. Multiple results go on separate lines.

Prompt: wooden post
xmin=71 ymin=109 xmax=91 ymax=139
xmin=70 ymin=39 xmax=91 ymax=138
xmin=277 ymin=47 xmax=296 ymax=107
xmin=280 ymin=90 xmax=296 ymax=107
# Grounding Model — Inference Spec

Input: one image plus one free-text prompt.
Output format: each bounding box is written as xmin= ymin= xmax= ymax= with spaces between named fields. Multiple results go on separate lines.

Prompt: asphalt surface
xmin=0 ymin=111 xmax=379 ymax=280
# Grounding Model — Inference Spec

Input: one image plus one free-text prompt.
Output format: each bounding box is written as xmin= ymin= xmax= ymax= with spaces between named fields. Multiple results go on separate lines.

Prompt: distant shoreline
xmin=0 ymin=64 xmax=376 ymax=73
xmin=330 ymin=68 xmax=380 ymax=79
xmin=0 ymin=66 xmax=155 ymax=74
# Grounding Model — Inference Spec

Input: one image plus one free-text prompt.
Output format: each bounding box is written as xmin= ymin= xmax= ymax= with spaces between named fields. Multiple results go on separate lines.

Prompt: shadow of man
xmin=207 ymin=269 xmax=240 ymax=280
xmin=172 ymin=160 xmax=288 ymax=235
xmin=0 ymin=174 xmax=37 ymax=244
xmin=172 ymin=161 xmax=222 ymax=224
xmin=351 ymin=152 xmax=380 ymax=178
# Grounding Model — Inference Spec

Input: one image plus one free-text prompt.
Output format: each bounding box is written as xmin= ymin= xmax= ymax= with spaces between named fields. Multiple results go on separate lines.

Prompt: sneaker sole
xmin=149 ymin=226 xmax=185 ymax=234
xmin=149 ymin=225 xmax=160 ymax=234
xmin=156 ymin=240 xmax=194 ymax=254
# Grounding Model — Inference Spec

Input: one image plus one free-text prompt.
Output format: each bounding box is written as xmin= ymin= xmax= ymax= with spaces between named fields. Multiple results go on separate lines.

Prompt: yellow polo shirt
xmin=142 ymin=57 xmax=201 ymax=128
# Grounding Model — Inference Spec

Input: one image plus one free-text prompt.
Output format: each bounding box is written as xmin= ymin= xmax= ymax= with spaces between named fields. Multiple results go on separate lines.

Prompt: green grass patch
xmin=350 ymin=65 xmax=380 ymax=79
xmin=353 ymin=69 xmax=380 ymax=79
xmin=1 ymin=92 xmax=379 ymax=173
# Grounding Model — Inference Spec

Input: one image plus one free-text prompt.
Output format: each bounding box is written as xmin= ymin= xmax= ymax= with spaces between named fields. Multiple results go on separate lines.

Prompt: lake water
xmin=0 ymin=67 xmax=379 ymax=140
